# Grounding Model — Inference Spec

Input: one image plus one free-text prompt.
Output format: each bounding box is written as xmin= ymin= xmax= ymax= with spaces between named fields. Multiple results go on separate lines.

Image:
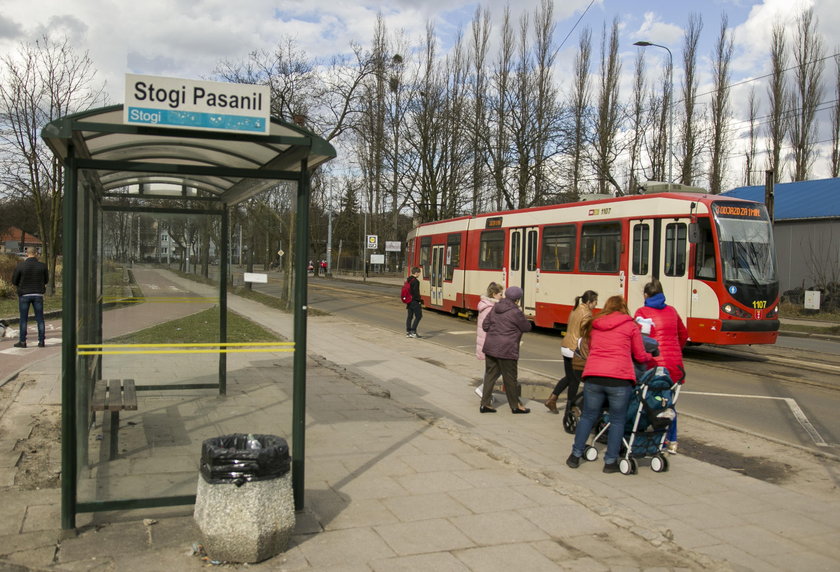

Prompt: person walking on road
xmin=12 ymin=247 xmax=49 ymax=348
xmin=633 ymin=278 xmax=688 ymax=454
xmin=405 ymin=267 xmax=423 ymax=338
xmin=544 ymin=290 xmax=598 ymax=424
xmin=479 ymin=286 xmax=532 ymax=414
xmin=566 ymin=295 xmax=653 ymax=473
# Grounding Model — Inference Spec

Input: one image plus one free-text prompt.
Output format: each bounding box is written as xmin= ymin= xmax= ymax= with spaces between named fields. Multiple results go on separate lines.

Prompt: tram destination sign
xmin=124 ymin=74 xmax=271 ymax=135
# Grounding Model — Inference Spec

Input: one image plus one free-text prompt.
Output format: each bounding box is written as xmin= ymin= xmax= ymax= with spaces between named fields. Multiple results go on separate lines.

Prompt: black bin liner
xmin=200 ymin=434 xmax=290 ymax=486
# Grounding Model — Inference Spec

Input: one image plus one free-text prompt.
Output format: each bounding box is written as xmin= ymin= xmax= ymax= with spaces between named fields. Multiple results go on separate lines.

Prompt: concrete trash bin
xmin=193 ymin=434 xmax=295 ymax=563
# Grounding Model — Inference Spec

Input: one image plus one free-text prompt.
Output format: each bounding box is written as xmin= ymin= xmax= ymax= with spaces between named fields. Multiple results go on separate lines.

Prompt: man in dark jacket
xmin=478 ymin=286 xmax=532 ymax=414
xmin=12 ymin=247 xmax=49 ymax=348
xmin=405 ymin=267 xmax=423 ymax=338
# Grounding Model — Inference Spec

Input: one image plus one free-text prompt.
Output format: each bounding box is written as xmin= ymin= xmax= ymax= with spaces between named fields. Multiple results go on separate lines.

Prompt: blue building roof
xmin=723 ymin=178 xmax=840 ymax=220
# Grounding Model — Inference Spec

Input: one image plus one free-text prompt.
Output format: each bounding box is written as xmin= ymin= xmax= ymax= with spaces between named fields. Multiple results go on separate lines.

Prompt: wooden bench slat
xmin=107 ymin=379 xmax=122 ymax=411
xmin=122 ymin=379 xmax=138 ymax=411
xmin=91 ymin=379 xmax=108 ymax=410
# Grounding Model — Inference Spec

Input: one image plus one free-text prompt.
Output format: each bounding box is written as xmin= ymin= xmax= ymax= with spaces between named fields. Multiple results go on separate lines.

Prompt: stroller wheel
xmin=651 ymin=454 xmax=669 ymax=473
xmin=619 ymin=458 xmax=637 ymax=475
xmin=563 ymin=410 xmax=577 ymax=434
xmin=583 ymin=445 xmax=598 ymax=462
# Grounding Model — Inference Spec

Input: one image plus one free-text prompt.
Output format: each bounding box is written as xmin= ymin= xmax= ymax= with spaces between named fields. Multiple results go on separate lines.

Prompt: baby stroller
xmin=583 ymin=365 xmax=679 ymax=474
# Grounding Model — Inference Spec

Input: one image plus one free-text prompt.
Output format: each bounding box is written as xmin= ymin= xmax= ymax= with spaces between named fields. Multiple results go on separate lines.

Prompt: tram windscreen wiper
xmin=731 ymin=240 xmax=761 ymax=286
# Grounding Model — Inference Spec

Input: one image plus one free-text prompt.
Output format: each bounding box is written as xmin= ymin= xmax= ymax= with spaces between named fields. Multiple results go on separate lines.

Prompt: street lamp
xmin=634 ymin=40 xmax=673 ymax=185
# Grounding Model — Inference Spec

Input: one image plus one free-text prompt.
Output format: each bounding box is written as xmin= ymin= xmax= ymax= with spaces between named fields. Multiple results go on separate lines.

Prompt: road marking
xmin=682 ymin=391 xmax=829 ymax=447
xmin=447 ymin=331 xmax=476 ymax=335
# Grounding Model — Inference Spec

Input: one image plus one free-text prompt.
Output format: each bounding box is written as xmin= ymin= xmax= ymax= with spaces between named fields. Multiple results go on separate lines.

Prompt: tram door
xmin=658 ymin=218 xmax=691 ymax=316
xmin=628 ymin=218 xmax=691 ymax=315
xmin=508 ymin=227 xmax=539 ymax=318
xmin=628 ymin=220 xmax=653 ymax=312
xmin=430 ymin=245 xmax=445 ymax=306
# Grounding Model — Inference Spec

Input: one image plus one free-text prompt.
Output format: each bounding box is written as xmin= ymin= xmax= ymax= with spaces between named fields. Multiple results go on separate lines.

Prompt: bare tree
xmin=831 ymin=53 xmax=840 ymax=178
xmin=486 ymin=8 xmax=515 ymax=211
xmin=564 ymin=27 xmax=592 ymax=199
xmin=591 ymin=18 xmax=623 ymax=194
xmin=787 ymin=7 xmax=825 ymax=182
xmin=744 ymin=87 xmax=759 ymax=186
xmin=709 ymin=14 xmax=734 ymax=194
xmin=627 ymin=50 xmax=647 ymax=194
xmin=510 ymin=10 xmax=534 ymax=208
xmin=529 ymin=0 xmax=562 ymax=205
xmin=766 ymin=20 xmax=788 ymax=183
xmin=679 ymin=13 xmax=703 ymax=186
xmin=468 ymin=6 xmax=492 ymax=214
xmin=0 ymin=35 xmax=105 ymax=294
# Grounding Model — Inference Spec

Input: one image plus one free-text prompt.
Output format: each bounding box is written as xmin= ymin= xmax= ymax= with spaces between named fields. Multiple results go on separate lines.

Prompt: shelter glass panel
xmin=75 ymin=184 xmax=295 ymax=509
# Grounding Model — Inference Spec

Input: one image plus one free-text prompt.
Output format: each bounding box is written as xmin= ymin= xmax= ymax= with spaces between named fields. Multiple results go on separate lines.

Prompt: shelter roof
xmin=723 ymin=178 xmax=840 ymax=221
xmin=41 ymin=105 xmax=336 ymax=205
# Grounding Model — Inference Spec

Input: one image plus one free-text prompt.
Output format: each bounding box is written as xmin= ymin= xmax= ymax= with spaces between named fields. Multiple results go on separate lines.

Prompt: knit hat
xmin=504 ymin=286 xmax=523 ymax=301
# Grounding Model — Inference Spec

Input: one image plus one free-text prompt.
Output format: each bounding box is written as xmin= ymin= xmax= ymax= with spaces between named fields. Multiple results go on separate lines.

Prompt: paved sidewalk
xmin=0 ymin=268 xmax=838 ymax=570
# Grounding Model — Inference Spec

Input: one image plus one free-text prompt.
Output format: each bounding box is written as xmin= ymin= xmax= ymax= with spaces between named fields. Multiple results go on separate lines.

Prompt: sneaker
xmin=407 ymin=332 xmax=417 ymax=338
xmin=566 ymin=454 xmax=581 ymax=469
xmin=406 ymin=332 xmax=412 ymax=337
xmin=38 ymin=341 xmax=45 ymax=347
xmin=603 ymin=462 xmax=620 ymax=473
xmin=14 ymin=341 xmax=26 ymax=348
xmin=666 ymin=441 xmax=678 ymax=454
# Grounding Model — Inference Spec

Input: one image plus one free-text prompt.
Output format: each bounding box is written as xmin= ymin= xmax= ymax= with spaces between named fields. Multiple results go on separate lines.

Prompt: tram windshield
xmin=712 ymin=201 xmax=776 ymax=286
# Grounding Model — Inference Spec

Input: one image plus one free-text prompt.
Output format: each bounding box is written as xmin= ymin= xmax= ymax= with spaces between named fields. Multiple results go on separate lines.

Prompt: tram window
xmin=510 ymin=232 xmax=521 ymax=271
xmin=445 ymin=234 xmax=461 ymax=281
xmin=541 ymin=225 xmax=575 ymax=272
xmin=420 ymin=237 xmax=431 ymax=278
xmin=580 ymin=222 xmax=620 ymax=273
xmin=664 ymin=222 xmax=687 ymax=277
xmin=526 ymin=230 xmax=538 ymax=271
xmin=694 ymin=219 xmax=716 ymax=280
xmin=478 ymin=230 xmax=504 ymax=270
xmin=632 ymin=224 xmax=650 ymax=275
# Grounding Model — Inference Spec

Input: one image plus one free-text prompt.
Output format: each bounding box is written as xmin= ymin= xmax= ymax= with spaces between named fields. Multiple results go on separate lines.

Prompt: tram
xmin=405 ymin=190 xmax=779 ymax=345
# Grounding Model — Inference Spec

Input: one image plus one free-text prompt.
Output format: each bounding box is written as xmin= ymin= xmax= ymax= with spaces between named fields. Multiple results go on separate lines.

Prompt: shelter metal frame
xmin=41 ymin=105 xmax=335 ymax=529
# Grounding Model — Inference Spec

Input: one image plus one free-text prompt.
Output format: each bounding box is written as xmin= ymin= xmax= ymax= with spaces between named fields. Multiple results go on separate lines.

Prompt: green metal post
xmin=219 ymin=208 xmax=228 ymax=395
xmin=61 ymin=150 xmax=78 ymax=530
xmin=292 ymin=162 xmax=309 ymax=510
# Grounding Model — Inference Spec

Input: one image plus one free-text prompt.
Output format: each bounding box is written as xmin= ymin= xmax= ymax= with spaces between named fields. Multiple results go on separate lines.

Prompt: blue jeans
xmin=572 ymin=380 xmax=632 ymax=464
xmin=18 ymin=295 xmax=45 ymax=344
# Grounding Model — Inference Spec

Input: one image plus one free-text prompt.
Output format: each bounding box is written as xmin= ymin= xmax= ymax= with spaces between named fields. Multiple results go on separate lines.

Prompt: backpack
xmin=400 ymin=280 xmax=412 ymax=304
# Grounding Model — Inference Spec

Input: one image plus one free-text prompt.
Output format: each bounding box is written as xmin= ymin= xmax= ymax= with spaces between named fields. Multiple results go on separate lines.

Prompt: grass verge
xmin=107 ymin=306 xmax=282 ymax=344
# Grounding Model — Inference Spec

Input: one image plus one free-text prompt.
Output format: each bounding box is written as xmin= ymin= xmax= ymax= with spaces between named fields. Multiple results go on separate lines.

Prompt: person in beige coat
xmin=544 ymin=290 xmax=598 ymax=424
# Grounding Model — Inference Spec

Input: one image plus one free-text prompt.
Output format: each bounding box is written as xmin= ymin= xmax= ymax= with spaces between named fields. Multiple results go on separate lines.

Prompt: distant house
xmin=0 ymin=226 xmax=43 ymax=255
xmin=723 ymin=178 xmax=840 ymax=293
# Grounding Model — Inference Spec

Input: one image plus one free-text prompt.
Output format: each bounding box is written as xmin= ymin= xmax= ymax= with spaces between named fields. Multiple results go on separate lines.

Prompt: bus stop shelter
xmin=41 ymin=104 xmax=336 ymax=529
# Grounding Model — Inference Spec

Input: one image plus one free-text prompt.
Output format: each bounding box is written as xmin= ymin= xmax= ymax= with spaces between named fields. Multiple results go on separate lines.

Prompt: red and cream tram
xmin=405 ymin=191 xmax=779 ymax=345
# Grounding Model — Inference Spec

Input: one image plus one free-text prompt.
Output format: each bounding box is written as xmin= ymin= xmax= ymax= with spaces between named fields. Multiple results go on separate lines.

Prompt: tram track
xmin=684 ymin=344 xmax=840 ymax=391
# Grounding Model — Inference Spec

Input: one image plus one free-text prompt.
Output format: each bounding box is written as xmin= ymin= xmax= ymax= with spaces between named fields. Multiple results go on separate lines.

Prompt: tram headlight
xmin=721 ymin=303 xmax=751 ymax=318
xmin=766 ymin=306 xmax=778 ymax=319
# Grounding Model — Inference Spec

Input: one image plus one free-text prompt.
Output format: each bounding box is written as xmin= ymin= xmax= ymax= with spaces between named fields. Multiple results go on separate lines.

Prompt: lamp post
xmin=634 ymin=41 xmax=673 ymax=185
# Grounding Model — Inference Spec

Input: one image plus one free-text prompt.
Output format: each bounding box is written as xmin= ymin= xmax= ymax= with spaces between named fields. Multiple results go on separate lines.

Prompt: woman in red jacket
xmin=566 ymin=295 xmax=653 ymax=473
xmin=633 ymin=278 xmax=688 ymax=453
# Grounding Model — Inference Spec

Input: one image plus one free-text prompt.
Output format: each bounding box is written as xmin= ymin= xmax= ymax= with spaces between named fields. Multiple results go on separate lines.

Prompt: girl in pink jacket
xmin=475 ymin=282 xmax=504 ymax=359
xmin=633 ymin=279 xmax=688 ymax=453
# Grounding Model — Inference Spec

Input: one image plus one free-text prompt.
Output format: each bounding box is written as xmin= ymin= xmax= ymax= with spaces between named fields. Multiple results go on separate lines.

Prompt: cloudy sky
xmin=1 ymin=0 xmax=838 ymax=181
